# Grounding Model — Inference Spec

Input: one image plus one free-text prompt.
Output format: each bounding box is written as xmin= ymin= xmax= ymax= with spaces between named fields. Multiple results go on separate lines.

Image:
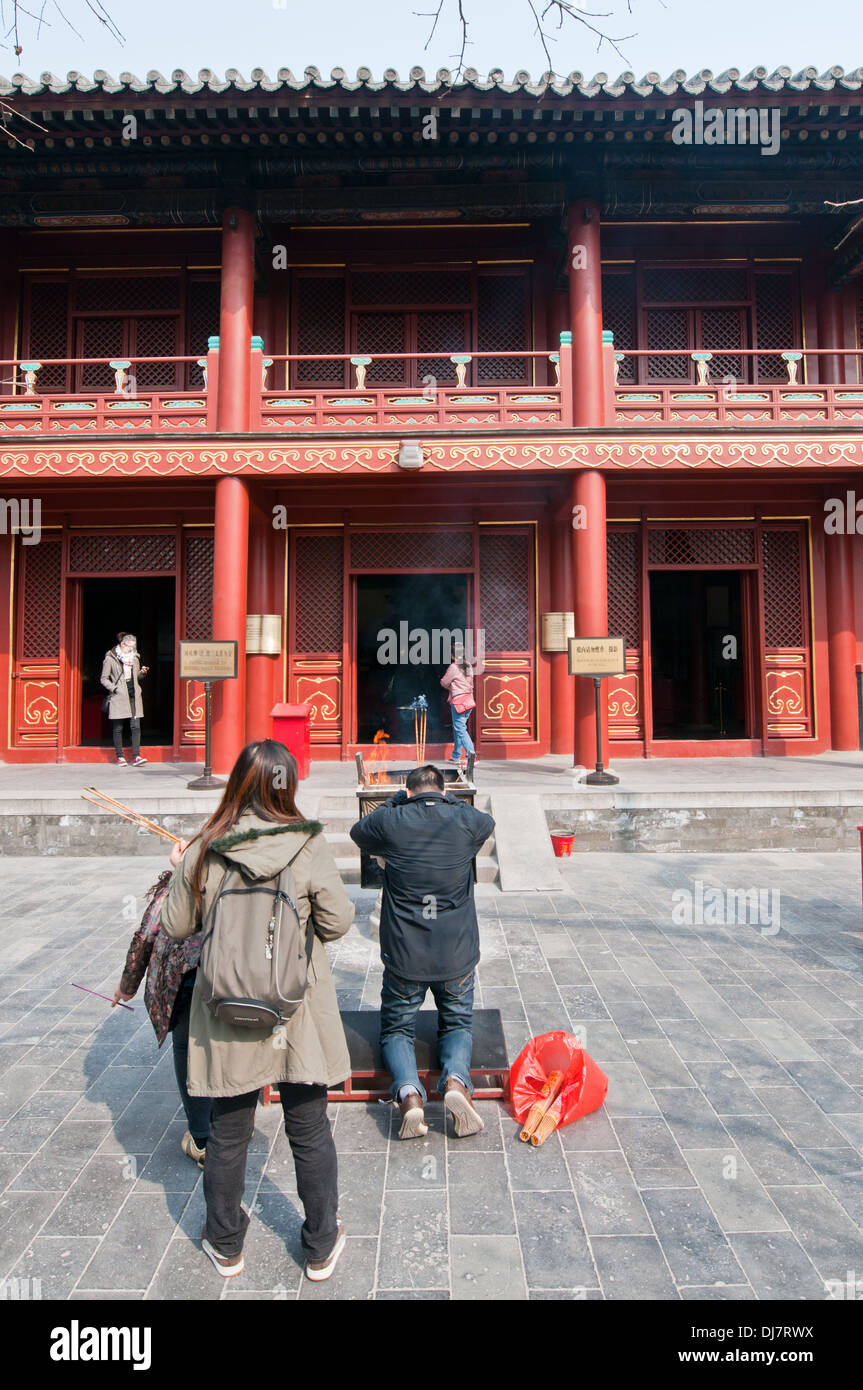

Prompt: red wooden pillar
xmin=246 ymin=500 xmax=279 ymax=744
xmin=817 ymin=286 xmax=846 ymax=387
xmin=567 ymin=201 xmax=604 ymax=427
xmin=211 ymin=477 xmax=250 ymax=773
xmin=211 ymin=206 xmax=255 ymax=772
xmin=216 ymin=207 xmax=255 ymax=432
xmin=825 ymin=529 xmax=858 ymax=750
xmin=550 ymin=517 xmax=575 ymax=753
xmin=571 ymin=471 xmax=609 ymax=769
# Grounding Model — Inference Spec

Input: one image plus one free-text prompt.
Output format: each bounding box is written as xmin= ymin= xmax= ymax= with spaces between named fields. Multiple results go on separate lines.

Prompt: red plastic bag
xmin=508 ymin=1031 xmax=608 ymax=1142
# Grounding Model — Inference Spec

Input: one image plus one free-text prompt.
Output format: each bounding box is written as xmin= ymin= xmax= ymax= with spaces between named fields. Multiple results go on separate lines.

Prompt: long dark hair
xmin=191 ymin=739 xmax=302 ymax=912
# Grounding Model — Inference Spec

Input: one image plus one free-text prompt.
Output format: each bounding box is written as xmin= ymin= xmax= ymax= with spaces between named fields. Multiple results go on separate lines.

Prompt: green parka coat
xmin=160 ymin=813 xmax=354 ymax=1098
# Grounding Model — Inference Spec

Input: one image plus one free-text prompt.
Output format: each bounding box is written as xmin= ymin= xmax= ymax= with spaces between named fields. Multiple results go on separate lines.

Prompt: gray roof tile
xmin=1 ymin=65 xmax=861 ymax=101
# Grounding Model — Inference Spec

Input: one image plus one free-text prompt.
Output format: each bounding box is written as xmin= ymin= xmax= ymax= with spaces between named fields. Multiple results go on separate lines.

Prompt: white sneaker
xmin=306 ymin=1218 xmax=346 ymax=1281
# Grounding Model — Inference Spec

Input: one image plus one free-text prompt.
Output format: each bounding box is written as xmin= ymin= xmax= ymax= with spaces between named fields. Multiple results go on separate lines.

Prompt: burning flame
xmin=366 ymin=728 xmax=390 ymax=785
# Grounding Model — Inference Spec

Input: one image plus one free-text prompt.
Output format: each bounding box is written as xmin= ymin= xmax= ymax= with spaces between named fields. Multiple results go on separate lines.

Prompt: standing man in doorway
xmin=349 ymin=765 xmax=495 ymax=1140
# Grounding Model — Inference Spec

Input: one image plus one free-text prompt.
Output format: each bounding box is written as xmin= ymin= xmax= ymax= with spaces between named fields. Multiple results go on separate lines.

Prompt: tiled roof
xmin=1 ymin=65 xmax=862 ymax=100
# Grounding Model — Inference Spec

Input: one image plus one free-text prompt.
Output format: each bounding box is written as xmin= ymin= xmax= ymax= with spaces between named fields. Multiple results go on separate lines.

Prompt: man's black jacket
xmin=349 ymin=789 xmax=495 ymax=982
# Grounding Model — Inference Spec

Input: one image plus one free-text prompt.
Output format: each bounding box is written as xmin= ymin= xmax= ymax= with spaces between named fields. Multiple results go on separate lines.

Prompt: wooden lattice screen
xmin=21 ymin=272 xmax=218 ymax=394
xmin=180 ymin=530 xmax=214 ymax=746
xmin=13 ymin=537 xmax=62 ymax=747
xmin=607 ymin=264 xmax=798 ymax=385
xmin=477 ymin=528 xmax=534 ymax=744
xmin=292 ymin=266 xmax=529 ymax=389
xmin=606 ymin=527 xmax=643 ymax=740
xmin=290 ymin=531 xmax=344 ymax=745
xmin=761 ymin=525 xmax=812 ymax=738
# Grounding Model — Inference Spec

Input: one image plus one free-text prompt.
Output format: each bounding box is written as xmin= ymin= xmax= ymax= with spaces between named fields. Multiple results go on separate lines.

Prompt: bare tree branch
xmin=0 ymin=0 xmax=123 ymax=54
xmin=417 ymin=0 xmax=640 ymax=82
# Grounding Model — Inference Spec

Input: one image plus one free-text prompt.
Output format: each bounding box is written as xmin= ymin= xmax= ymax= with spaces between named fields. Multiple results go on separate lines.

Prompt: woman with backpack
xmin=159 ymin=739 xmax=354 ymax=1282
xmin=440 ymin=646 xmax=477 ymax=765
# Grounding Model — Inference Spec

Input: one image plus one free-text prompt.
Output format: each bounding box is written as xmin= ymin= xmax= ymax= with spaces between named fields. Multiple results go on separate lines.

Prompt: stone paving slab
xmin=0 ymin=849 xmax=862 ymax=1300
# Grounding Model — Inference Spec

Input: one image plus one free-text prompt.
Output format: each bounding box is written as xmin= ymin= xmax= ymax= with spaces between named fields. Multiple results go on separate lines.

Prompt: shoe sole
xmin=201 ymin=1238 xmax=244 ymax=1278
xmin=306 ymin=1226 xmax=346 ymax=1281
xmin=398 ymin=1108 xmax=429 ymax=1140
xmin=445 ymin=1089 xmax=484 ymax=1137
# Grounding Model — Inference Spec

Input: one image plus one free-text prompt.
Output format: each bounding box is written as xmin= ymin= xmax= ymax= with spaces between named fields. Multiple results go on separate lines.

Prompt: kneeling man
xmin=350 ymin=765 xmax=495 ymax=1139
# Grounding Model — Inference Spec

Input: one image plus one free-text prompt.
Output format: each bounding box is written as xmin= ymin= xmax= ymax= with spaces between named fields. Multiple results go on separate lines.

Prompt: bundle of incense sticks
xmin=519 ymin=1069 xmax=565 ymax=1143
xmin=80 ymin=787 xmax=180 ymax=843
xmin=530 ymin=1096 xmax=563 ymax=1147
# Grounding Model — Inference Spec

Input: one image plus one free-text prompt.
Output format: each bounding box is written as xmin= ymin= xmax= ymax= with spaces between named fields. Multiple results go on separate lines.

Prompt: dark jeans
xmin=169 ymin=973 xmax=212 ymax=1147
xmin=203 ymin=1083 xmax=338 ymax=1261
xmin=380 ymin=967 xmax=475 ymax=1104
xmin=112 ymin=718 xmax=140 ymax=759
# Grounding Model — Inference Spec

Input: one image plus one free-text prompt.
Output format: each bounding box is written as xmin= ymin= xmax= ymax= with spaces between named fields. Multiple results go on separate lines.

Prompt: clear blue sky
xmin=0 ymin=0 xmax=858 ymax=82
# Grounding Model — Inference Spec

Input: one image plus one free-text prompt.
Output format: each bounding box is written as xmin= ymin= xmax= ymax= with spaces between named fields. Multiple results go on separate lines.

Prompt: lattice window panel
xmin=20 ymin=539 xmax=62 ymax=659
xmin=352 ymin=271 xmax=471 ymax=307
xmin=477 ymin=274 xmax=528 ymax=382
xmin=69 ymin=533 xmax=176 ymax=574
xmin=701 ymin=307 xmax=745 ymax=384
xmin=479 ymin=532 xmax=530 ymax=650
xmin=355 ymin=313 xmax=406 ymax=383
xmin=607 ymin=530 xmax=641 ymax=650
xmin=186 ymin=279 xmax=221 ymax=387
xmin=350 ymin=530 xmax=473 ymax=571
xmin=602 ymin=273 xmax=636 ymax=382
xmin=133 ymin=317 xmax=180 ymax=388
xmin=24 ymin=281 xmax=70 ymax=392
xmin=755 ymin=273 xmax=796 ymax=382
xmin=643 ymin=268 xmax=748 ymax=304
xmin=762 ymin=530 xmax=804 ymax=647
xmin=294 ymin=277 xmax=346 ymax=384
xmin=73 ymin=277 xmax=180 ymax=313
xmin=79 ymin=318 xmax=125 ymax=389
xmin=648 ymin=528 xmax=756 ymax=567
xmin=295 ymin=535 xmax=344 ymax=652
xmin=416 ymin=312 xmax=465 ymax=383
xmin=184 ymin=533 xmax=214 ymax=640
xmin=646 ymin=308 xmax=689 ymax=380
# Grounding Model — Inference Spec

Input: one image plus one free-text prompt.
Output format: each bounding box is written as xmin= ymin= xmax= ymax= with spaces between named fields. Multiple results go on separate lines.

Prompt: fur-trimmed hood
xmin=210 ymin=812 xmax=323 ymax=882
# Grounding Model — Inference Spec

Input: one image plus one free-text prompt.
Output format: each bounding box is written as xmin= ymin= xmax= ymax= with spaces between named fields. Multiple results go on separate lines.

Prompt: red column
xmin=817 ymin=286 xmax=846 ymax=387
xmin=571 ymin=471 xmax=609 ymax=769
xmin=567 ymin=201 xmax=604 ymax=427
xmin=550 ymin=517 xmax=575 ymax=753
xmin=216 ymin=207 xmax=255 ymax=432
xmin=246 ymin=500 xmax=279 ymax=744
xmin=211 ymin=477 xmax=250 ymax=773
xmin=210 ymin=206 xmax=255 ymax=772
xmin=825 ymin=528 xmax=858 ymax=750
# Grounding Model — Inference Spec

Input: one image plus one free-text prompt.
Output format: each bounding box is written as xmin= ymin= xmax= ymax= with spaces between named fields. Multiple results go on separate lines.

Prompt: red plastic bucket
xmin=550 ymin=831 xmax=575 ymax=857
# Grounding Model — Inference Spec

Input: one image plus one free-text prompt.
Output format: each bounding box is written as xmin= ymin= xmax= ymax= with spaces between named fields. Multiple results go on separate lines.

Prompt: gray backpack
xmin=198 ymin=853 xmax=313 ymax=1029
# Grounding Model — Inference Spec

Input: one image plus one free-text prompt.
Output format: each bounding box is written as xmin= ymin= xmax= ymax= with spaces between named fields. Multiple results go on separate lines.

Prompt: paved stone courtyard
xmin=1 ymin=849 xmax=862 ymax=1300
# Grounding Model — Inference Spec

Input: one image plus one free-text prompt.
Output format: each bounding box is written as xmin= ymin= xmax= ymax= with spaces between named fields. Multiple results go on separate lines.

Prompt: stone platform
xmin=1 ymin=754 xmax=862 ymax=874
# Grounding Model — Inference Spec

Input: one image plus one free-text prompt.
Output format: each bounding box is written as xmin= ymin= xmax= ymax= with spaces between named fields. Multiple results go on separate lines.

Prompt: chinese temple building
xmin=1 ymin=63 xmax=863 ymax=769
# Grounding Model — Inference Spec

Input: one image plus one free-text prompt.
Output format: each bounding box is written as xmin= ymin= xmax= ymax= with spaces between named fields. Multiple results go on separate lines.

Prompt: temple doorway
xmin=649 ymin=571 xmax=752 ymax=740
xmin=79 ymin=577 xmax=175 ymax=747
xmin=354 ymin=572 xmax=470 ymax=746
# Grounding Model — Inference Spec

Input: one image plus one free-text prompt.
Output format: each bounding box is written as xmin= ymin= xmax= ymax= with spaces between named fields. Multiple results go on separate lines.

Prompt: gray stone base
xmin=544 ymin=803 xmax=863 ymax=852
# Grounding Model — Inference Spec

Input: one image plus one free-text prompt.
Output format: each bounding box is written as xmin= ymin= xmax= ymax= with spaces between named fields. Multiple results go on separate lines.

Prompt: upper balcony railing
xmin=612 ymin=349 xmax=863 ymax=427
xmin=2 ymin=342 xmax=863 ymax=436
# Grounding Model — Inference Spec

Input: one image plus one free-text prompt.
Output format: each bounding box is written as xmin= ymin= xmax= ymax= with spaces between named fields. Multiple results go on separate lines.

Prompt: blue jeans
xmin=451 ymin=709 xmax=475 ymax=759
xmin=380 ymin=967 xmax=475 ymax=1103
xmin=170 ymin=972 xmax=213 ymax=1146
